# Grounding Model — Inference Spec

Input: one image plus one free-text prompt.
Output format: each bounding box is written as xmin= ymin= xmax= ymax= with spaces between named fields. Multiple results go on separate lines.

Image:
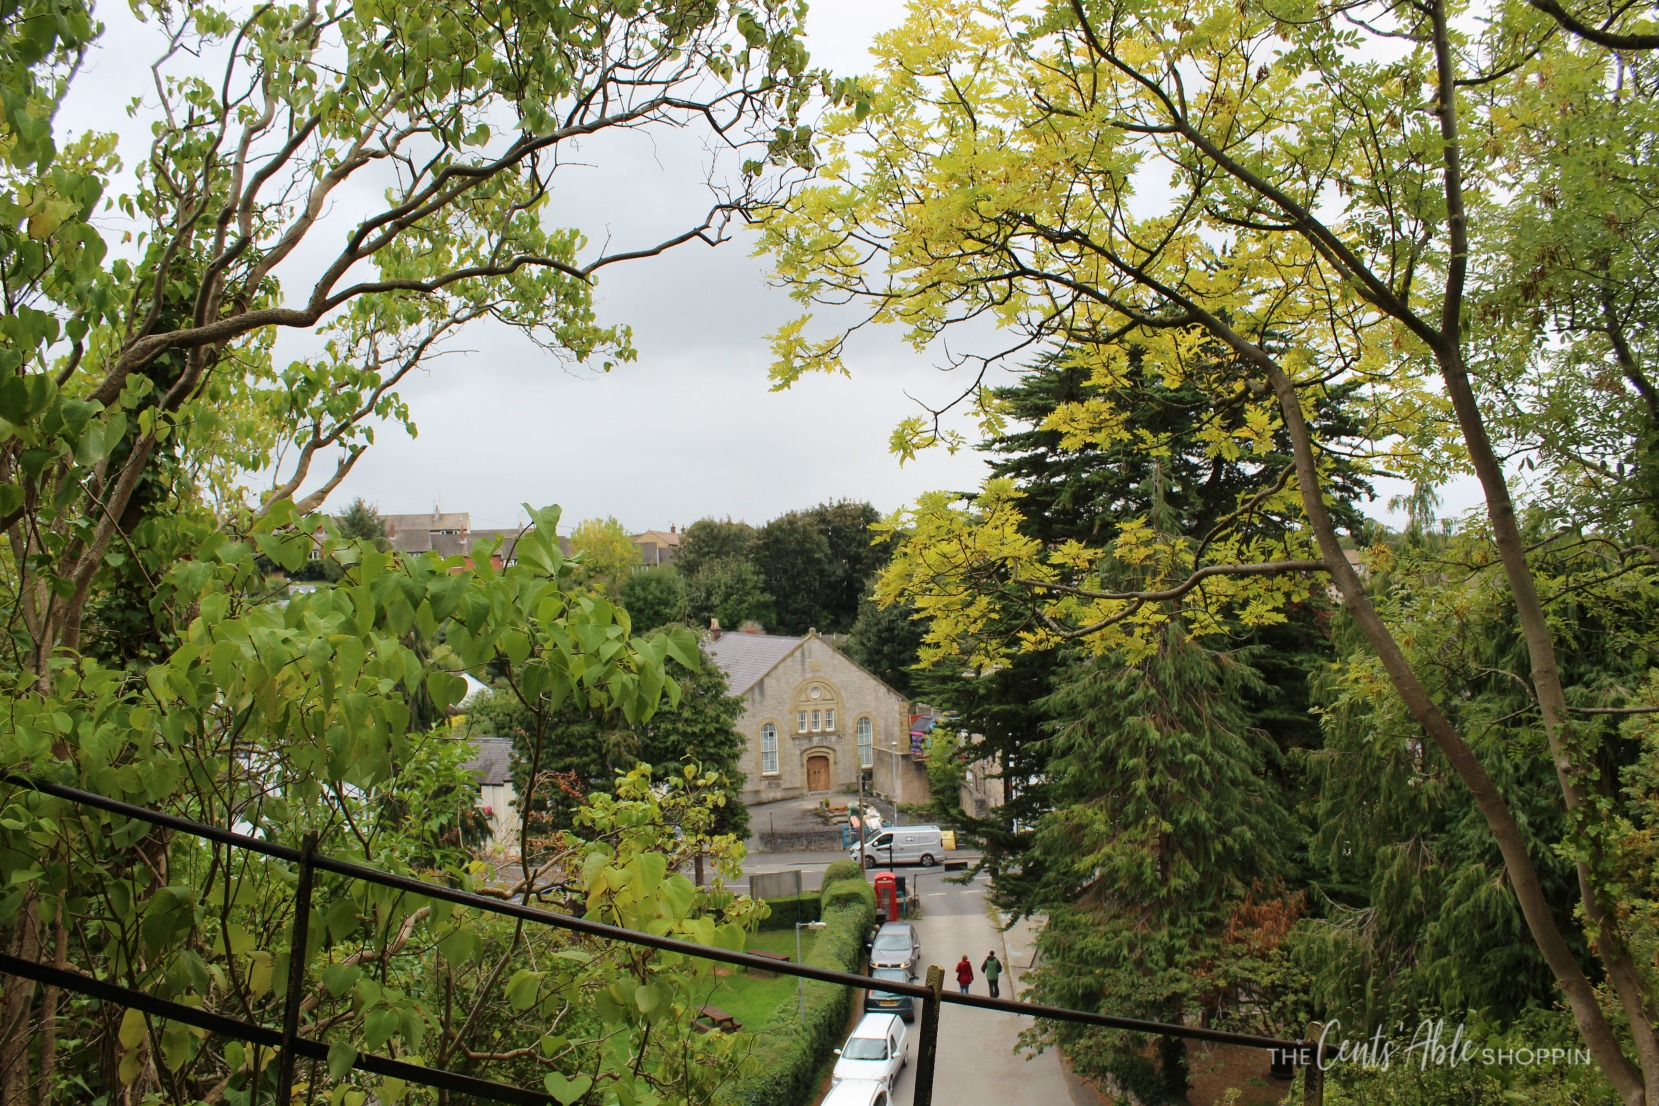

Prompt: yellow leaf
xmin=118 ymin=1007 xmax=148 ymax=1049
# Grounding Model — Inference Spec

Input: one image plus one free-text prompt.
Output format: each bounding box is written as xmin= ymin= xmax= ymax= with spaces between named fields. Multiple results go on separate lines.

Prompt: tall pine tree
xmin=1029 ymin=623 xmax=1293 ymax=1099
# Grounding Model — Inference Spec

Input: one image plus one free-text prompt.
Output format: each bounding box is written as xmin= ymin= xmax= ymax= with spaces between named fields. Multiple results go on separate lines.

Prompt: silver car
xmin=833 ymin=1013 xmax=909 ymax=1091
xmin=867 ymin=922 xmax=920 ymax=978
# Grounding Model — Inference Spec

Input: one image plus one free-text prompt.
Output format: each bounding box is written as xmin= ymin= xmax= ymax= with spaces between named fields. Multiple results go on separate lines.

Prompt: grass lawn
xmin=700 ymin=928 xmax=822 ymax=1030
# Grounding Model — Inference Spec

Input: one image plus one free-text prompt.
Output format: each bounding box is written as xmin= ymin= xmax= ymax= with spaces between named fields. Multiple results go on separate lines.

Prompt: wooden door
xmin=807 ymin=754 xmax=830 ymax=792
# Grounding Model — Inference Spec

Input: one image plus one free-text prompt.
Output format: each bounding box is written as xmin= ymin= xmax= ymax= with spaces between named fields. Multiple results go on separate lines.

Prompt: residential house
xmin=461 ymin=736 xmax=519 ymax=853
xmin=308 ymin=509 xmax=569 ymax=572
xmin=382 ymin=509 xmax=472 ymax=555
xmin=632 ymin=527 xmax=681 ymax=568
xmin=706 ymin=626 xmax=928 ymax=805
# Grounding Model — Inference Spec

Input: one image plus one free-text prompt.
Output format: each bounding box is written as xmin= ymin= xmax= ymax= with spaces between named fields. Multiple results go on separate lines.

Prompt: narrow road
xmin=882 ymin=868 xmax=1092 ymax=1106
xmin=738 ymin=849 xmax=1094 ymax=1105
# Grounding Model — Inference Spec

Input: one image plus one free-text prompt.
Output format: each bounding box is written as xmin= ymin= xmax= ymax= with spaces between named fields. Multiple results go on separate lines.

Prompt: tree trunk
xmin=34 ymin=919 xmax=68 ymax=1106
xmin=1262 ymin=359 xmax=1648 ymax=1104
xmin=1434 ymin=342 xmax=1659 ymax=1102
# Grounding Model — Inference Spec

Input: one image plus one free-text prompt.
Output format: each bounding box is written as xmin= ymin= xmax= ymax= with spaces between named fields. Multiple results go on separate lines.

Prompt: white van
xmin=851 ymin=825 xmax=945 ymax=869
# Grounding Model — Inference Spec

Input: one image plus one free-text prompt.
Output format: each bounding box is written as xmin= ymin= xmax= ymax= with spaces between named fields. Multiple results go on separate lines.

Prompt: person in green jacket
xmin=981 ymin=951 xmax=1003 ymax=998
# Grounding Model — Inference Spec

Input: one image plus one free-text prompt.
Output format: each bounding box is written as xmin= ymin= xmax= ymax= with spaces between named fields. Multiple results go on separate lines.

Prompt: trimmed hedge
xmin=755 ymin=893 xmax=823 ymax=932
xmin=723 ymin=870 xmax=876 ymax=1106
xmin=821 ymin=858 xmax=865 ymax=886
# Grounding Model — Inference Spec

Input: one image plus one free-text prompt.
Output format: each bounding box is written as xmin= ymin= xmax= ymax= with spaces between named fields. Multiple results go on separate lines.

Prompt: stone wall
xmin=873 ymin=745 xmax=932 ymax=807
xmin=756 ymin=828 xmax=848 ymax=853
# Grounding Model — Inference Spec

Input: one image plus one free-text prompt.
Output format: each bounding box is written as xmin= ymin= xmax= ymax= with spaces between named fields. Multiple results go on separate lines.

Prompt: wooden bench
xmin=743 ymin=948 xmax=791 ymax=980
xmin=695 ymin=1004 xmax=742 ymax=1033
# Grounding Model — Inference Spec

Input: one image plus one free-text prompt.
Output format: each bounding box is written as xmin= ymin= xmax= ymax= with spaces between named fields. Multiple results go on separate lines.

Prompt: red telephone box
xmin=873 ymin=872 xmax=899 ymax=921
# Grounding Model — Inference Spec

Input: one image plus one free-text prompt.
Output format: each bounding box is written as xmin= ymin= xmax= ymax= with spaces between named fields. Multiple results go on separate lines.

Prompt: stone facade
xmin=707 ymin=630 xmax=912 ymax=803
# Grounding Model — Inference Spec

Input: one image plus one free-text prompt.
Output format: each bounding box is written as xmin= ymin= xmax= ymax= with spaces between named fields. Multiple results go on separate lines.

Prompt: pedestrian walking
xmin=981 ymin=950 xmax=1003 ymax=998
xmin=954 ymin=954 xmax=974 ymax=995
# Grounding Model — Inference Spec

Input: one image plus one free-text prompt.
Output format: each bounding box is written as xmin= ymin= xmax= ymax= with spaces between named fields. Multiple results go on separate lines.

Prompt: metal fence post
xmin=275 ymin=831 xmax=319 ymax=1104
xmin=911 ymin=964 xmax=945 ymax=1106
xmin=1305 ymin=1021 xmax=1324 ymax=1106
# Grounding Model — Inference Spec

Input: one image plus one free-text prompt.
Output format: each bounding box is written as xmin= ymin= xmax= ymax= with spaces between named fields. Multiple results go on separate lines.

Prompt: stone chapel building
xmin=706 ymin=626 xmax=917 ymax=803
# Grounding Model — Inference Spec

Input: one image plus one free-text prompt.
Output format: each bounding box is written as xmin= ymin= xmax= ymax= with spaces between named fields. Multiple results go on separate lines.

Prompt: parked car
xmin=851 ymin=825 xmax=945 ymax=869
xmin=863 ymin=966 xmax=915 ymax=1022
xmin=833 ymin=1013 xmax=908 ymax=1091
xmin=820 ymin=1080 xmax=890 ymax=1106
xmin=867 ymin=921 xmax=921 ymax=978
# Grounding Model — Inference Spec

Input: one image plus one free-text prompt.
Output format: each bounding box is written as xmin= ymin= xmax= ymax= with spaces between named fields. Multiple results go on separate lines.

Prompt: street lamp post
xmin=795 ymin=921 xmax=827 ymax=1027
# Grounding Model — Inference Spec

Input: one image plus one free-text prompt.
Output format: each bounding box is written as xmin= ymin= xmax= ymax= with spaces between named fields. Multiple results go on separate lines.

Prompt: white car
xmin=820 ymin=1080 xmax=890 ymax=1106
xmin=832 ymin=1013 xmax=908 ymax=1091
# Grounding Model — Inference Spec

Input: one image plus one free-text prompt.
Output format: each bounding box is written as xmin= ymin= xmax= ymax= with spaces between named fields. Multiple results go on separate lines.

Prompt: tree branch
xmin=1526 ymin=0 xmax=1659 ymax=49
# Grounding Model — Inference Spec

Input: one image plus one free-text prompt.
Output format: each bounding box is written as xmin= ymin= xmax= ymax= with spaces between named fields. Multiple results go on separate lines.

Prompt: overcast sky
xmin=66 ymin=1 xmax=1007 ymax=532
xmin=65 ymin=2 xmax=1469 ymax=533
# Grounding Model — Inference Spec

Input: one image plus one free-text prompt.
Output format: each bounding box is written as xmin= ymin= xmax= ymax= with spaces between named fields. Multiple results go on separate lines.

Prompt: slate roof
xmin=392 ymin=530 xmax=432 ymax=553
xmin=427 ymin=532 xmax=473 ymax=558
xmin=462 ymin=736 xmax=514 ymax=786
xmin=705 ymin=631 xmax=804 ymax=695
xmin=384 ymin=511 xmax=470 ymax=535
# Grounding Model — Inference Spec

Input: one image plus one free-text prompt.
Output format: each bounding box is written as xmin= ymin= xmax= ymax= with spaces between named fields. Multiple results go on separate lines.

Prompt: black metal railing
xmin=0 ymin=773 xmax=1324 ymax=1105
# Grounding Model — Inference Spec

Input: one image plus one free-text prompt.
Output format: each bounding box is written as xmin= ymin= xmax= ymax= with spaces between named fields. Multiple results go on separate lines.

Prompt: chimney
xmin=709 ymin=618 xmax=721 ymax=641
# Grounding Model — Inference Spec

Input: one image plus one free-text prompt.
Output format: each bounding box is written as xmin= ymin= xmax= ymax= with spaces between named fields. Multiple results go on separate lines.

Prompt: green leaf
xmin=159 ymin=1019 xmax=192 ymax=1071
xmin=362 ymin=1005 xmax=399 ymax=1050
xmin=0 ymin=378 xmax=31 ymax=424
xmin=505 ymin=968 xmax=541 ymax=1011
xmin=664 ymin=627 xmax=701 ymax=671
xmin=327 ymin=1041 xmax=358 ymax=1079
xmin=247 ymin=951 xmax=273 ymax=997
xmin=324 ymin=897 xmax=359 ymax=942
xmin=439 ymin=926 xmax=479 ymax=966
xmin=544 ymin=1072 xmax=594 ymax=1105
xmin=320 ymin=962 xmax=361 ymax=996
xmin=424 ymin=669 xmax=467 ymax=709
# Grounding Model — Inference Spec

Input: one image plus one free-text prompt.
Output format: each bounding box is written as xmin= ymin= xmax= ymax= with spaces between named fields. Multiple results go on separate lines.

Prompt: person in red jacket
xmin=954 ymin=954 xmax=974 ymax=995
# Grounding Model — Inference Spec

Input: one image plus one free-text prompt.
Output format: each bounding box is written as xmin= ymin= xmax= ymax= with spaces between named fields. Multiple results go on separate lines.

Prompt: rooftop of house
xmin=463 ymin=736 xmax=514 ymax=787
xmin=383 ymin=511 xmax=470 ymax=535
xmin=705 ymin=628 xmax=806 ymax=695
xmin=632 ymin=529 xmax=681 ymax=547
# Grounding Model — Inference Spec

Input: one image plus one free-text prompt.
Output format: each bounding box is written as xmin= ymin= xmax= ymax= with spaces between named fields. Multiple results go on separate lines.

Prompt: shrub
xmin=721 ymin=871 xmax=876 ymax=1106
xmin=755 ymin=893 xmax=823 ymax=932
xmin=822 ymin=858 xmax=866 ymax=886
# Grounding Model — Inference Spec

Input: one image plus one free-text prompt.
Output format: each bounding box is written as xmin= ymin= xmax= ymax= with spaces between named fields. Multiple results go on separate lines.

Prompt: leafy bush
xmin=821 ymin=858 xmax=866 ymax=886
xmin=755 ymin=893 xmax=823 ymax=931
xmin=722 ymin=870 xmax=876 ymax=1106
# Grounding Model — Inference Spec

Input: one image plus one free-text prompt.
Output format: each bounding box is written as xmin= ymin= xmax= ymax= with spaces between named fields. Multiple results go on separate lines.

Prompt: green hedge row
xmin=821 ymin=858 xmax=865 ymax=886
xmin=723 ymin=869 xmax=874 ymax=1106
xmin=755 ymin=893 xmax=823 ymax=931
